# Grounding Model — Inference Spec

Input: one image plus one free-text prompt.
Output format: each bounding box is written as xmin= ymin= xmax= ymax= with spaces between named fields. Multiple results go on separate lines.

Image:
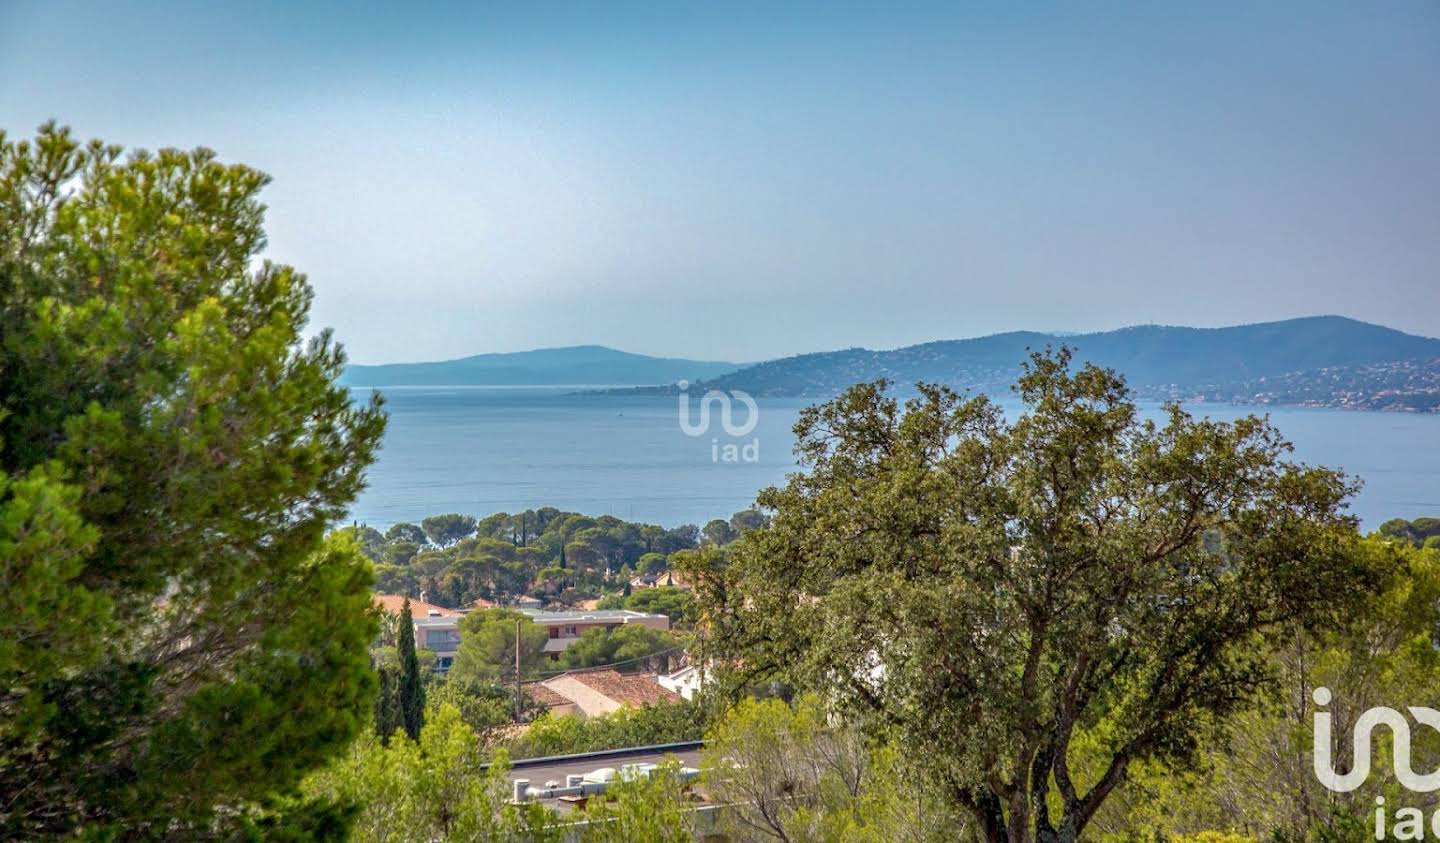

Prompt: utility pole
xmin=513 ymin=619 xmax=522 ymax=721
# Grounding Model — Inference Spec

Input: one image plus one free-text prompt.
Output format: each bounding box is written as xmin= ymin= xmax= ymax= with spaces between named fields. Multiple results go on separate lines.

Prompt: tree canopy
xmin=687 ymin=349 xmax=1381 ymax=843
xmin=702 ymin=694 xmax=965 ymax=842
xmin=422 ymin=512 xmax=478 ymax=547
xmin=1378 ymin=516 xmax=1440 ymax=548
xmin=365 ymin=508 xmax=715 ymax=608
xmin=450 ymin=608 xmax=549 ymax=686
xmin=0 ymin=124 xmax=386 ymax=836
xmin=514 ymin=701 xmax=703 ymax=759
xmin=618 ymin=586 xmax=695 ymax=627
xmin=560 ymin=623 xmax=678 ymax=670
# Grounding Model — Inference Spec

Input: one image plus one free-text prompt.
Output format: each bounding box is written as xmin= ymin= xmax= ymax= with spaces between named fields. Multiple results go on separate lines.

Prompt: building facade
xmin=380 ymin=597 xmax=670 ymax=671
xmin=521 ymin=608 xmax=670 ymax=662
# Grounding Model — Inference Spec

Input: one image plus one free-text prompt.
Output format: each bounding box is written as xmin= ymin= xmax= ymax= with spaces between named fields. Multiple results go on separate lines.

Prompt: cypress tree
xmin=373 ymin=665 xmax=401 ymax=744
xmin=396 ymin=599 xmax=425 ymax=740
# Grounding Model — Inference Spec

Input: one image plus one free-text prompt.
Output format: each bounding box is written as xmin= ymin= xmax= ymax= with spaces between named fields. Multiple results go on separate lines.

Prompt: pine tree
xmin=397 ymin=599 xmax=426 ymax=740
xmin=0 ymin=125 xmax=386 ymax=837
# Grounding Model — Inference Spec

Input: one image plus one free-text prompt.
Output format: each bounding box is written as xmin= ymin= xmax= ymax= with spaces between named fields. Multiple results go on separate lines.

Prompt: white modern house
xmin=657 ymin=664 xmax=706 ymax=700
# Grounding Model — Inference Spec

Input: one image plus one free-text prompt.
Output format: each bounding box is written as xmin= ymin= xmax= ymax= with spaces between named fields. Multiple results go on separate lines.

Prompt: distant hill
xmin=680 ymin=316 xmax=1440 ymax=411
xmin=342 ymin=345 xmax=740 ymax=387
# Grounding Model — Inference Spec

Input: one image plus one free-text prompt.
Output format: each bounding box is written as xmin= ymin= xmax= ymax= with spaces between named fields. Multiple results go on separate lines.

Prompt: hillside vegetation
xmin=681 ymin=316 xmax=1440 ymax=409
xmin=358 ymin=507 xmax=760 ymax=611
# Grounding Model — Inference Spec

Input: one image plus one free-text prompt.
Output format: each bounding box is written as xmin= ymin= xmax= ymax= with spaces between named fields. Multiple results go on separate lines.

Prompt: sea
xmin=347 ymin=386 xmax=1440 ymax=532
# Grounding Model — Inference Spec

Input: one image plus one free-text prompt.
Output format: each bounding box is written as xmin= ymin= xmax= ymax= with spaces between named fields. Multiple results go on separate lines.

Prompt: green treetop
xmin=422 ymin=512 xmax=477 ymax=547
xmin=560 ymin=624 xmax=677 ymax=670
xmin=450 ymin=608 xmax=549 ymax=685
xmin=0 ymin=124 xmax=387 ymax=837
xmin=686 ymin=348 xmax=1381 ymax=843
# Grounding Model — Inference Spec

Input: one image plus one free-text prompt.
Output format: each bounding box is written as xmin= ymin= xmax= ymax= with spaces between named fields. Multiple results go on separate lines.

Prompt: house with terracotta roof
xmin=373 ymin=593 xmax=461 ymax=618
xmin=523 ymin=681 xmax=580 ymax=717
xmin=538 ymin=670 xmax=681 ymax=718
xmin=374 ymin=594 xmax=465 ymax=671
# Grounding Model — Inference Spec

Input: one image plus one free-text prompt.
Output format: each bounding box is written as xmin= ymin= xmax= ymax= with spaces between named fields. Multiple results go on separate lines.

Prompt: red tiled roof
xmin=523 ymin=682 xmax=573 ymax=708
xmin=373 ymin=594 xmax=462 ymax=617
xmin=467 ymin=596 xmax=497 ymax=609
xmin=569 ymin=671 xmax=682 ymax=707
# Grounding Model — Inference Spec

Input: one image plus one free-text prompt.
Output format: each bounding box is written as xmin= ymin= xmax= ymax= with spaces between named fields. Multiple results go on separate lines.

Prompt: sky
xmin=2 ymin=2 xmax=1437 ymax=364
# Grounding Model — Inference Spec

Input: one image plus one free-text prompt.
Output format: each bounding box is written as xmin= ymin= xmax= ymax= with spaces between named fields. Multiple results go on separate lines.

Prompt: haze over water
xmin=349 ymin=387 xmax=1440 ymax=531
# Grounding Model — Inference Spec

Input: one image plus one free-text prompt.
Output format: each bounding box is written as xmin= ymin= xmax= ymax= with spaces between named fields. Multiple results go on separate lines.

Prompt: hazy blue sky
xmin=2 ymin=2 xmax=1437 ymax=363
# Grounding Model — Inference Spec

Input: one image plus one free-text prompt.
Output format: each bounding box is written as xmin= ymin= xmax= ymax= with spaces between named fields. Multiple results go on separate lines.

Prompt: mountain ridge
xmin=342 ymin=345 xmax=742 ymax=387
xmin=672 ymin=316 xmax=1440 ymax=411
xmin=345 ymin=317 xmax=1440 ymax=411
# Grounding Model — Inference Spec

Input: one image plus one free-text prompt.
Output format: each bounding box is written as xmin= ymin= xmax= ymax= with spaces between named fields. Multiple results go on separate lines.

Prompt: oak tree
xmin=688 ymin=349 xmax=1378 ymax=843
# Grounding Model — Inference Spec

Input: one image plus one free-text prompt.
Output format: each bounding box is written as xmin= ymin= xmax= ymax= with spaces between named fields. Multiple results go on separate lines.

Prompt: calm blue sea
xmin=347 ymin=386 xmax=1440 ymax=532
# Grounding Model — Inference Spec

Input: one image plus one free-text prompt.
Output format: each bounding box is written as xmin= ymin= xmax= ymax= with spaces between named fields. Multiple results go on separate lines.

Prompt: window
xmin=549 ymin=627 xmax=560 ymax=639
xmin=564 ymin=625 xmax=578 ymax=636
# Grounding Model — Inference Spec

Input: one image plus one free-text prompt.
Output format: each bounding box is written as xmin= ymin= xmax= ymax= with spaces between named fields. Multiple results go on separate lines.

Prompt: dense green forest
xmin=357 ymin=507 xmax=762 ymax=609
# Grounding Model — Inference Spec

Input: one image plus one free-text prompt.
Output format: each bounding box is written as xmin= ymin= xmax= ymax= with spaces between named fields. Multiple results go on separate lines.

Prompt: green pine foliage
xmin=450 ymin=608 xmax=550 ymax=686
xmin=559 ymin=624 xmax=678 ymax=671
xmin=0 ymin=124 xmax=386 ymax=837
xmin=363 ymin=508 xmax=724 ymax=607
